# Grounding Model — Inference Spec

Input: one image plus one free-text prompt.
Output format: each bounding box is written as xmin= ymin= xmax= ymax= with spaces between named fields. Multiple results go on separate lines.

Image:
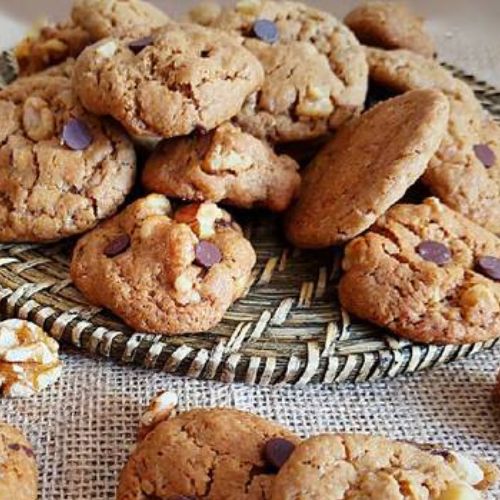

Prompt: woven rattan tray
xmin=0 ymin=59 xmax=499 ymax=385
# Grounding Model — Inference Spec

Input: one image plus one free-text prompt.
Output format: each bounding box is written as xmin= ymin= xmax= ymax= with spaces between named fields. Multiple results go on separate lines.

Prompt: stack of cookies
xmin=0 ymin=0 xmax=498 ymax=348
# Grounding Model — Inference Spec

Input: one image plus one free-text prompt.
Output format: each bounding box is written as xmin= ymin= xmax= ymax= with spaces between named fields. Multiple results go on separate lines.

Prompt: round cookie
xmin=0 ymin=69 xmax=136 ymax=243
xmin=70 ymin=195 xmax=256 ymax=334
xmin=117 ymin=408 xmax=300 ymax=499
xmin=0 ymin=423 xmax=38 ymax=500
xmin=339 ymin=197 xmax=500 ymax=345
xmin=345 ymin=1 xmax=435 ymax=58
xmin=73 ymin=23 xmax=265 ymax=138
xmin=271 ymin=434 xmax=492 ymax=499
xmin=285 ymin=89 xmax=450 ymax=248
xmin=142 ymin=122 xmax=301 ymax=212
xmin=191 ymin=0 xmax=368 ymax=143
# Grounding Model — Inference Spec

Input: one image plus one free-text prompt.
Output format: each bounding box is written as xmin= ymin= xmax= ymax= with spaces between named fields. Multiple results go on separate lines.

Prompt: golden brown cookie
xmin=285 ymin=89 xmax=449 ymax=248
xmin=345 ymin=1 xmax=435 ymax=57
xmin=70 ymin=195 xmax=256 ymax=334
xmin=339 ymin=197 xmax=500 ymax=345
xmin=142 ymin=122 xmax=301 ymax=212
xmin=117 ymin=408 xmax=300 ymax=499
xmin=0 ymin=68 xmax=136 ymax=243
xmin=192 ymin=0 xmax=368 ymax=143
xmin=74 ymin=23 xmax=265 ymax=138
xmin=0 ymin=423 xmax=38 ymax=500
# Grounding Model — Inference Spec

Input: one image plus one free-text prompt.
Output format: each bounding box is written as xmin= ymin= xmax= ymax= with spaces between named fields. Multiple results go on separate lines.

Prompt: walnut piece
xmin=174 ymin=202 xmax=226 ymax=239
xmin=138 ymin=391 xmax=178 ymax=440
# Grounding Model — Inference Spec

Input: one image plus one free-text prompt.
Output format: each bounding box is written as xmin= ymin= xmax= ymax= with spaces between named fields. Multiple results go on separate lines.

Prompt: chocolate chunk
xmin=8 ymin=443 xmax=20 ymax=451
xmin=473 ymin=144 xmax=496 ymax=168
xmin=194 ymin=241 xmax=222 ymax=269
xmin=476 ymin=255 xmax=500 ymax=281
xmin=252 ymin=19 xmax=279 ymax=44
xmin=264 ymin=438 xmax=296 ymax=471
xmin=62 ymin=118 xmax=92 ymax=151
xmin=128 ymin=36 xmax=154 ymax=54
xmin=104 ymin=234 xmax=131 ymax=257
xmin=22 ymin=445 xmax=35 ymax=457
xmin=416 ymin=240 xmax=451 ymax=265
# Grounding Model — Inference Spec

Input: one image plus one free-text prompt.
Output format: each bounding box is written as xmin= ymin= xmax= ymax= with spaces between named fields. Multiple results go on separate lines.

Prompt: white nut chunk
xmin=138 ymin=391 xmax=178 ymax=440
xmin=0 ymin=319 xmax=63 ymax=398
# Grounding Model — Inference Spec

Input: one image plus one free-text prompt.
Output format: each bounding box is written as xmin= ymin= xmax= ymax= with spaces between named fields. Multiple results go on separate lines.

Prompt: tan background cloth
xmin=0 ymin=1 xmax=499 ymax=499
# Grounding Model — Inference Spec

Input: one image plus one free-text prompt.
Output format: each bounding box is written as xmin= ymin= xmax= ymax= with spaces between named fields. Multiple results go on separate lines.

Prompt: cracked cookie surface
xmin=192 ymin=0 xmax=368 ymax=143
xmin=142 ymin=122 xmax=301 ymax=212
xmin=0 ymin=423 xmax=38 ymax=500
xmin=339 ymin=197 xmax=500 ymax=345
xmin=0 ymin=69 xmax=136 ymax=243
xmin=74 ymin=23 xmax=265 ymax=138
xmin=285 ymin=89 xmax=449 ymax=248
xmin=70 ymin=195 xmax=256 ymax=334
xmin=117 ymin=408 xmax=299 ymax=499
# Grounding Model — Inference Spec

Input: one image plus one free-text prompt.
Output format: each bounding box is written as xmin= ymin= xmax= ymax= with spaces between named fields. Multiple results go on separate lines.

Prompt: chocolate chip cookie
xmin=271 ymin=433 xmax=496 ymax=499
xmin=0 ymin=423 xmax=37 ymax=500
xmin=117 ymin=408 xmax=299 ymax=499
xmin=339 ymin=197 xmax=500 ymax=345
xmin=142 ymin=122 xmax=301 ymax=212
xmin=191 ymin=0 xmax=368 ymax=143
xmin=345 ymin=1 xmax=435 ymax=58
xmin=0 ymin=70 xmax=136 ymax=243
xmin=285 ymin=89 xmax=449 ymax=248
xmin=70 ymin=195 xmax=256 ymax=334
xmin=74 ymin=23 xmax=264 ymax=138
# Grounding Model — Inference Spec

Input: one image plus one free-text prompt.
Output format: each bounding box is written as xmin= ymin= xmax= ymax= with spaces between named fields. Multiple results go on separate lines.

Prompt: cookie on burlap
xmin=0 ymin=423 xmax=38 ymax=500
xmin=367 ymin=47 xmax=500 ymax=232
xmin=70 ymin=195 xmax=256 ymax=334
xmin=345 ymin=1 xmax=435 ymax=58
xmin=191 ymin=0 xmax=368 ymax=143
xmin=117 ymin=408 xmax=299 ymax=499
xmin=73 ymin=23 xmax=264 ymax=138
xmin=285 ymin=89 xmax=449 ymax=248
xmin=339 ymin=197 xmax=500 ymax=345
xmin=271 ymin=433 xmax=497 ymax=500
xmin=0 ymin=69 xmax=136 ymax=243
xmin=142 ymin=122 xmax=301 ymax=212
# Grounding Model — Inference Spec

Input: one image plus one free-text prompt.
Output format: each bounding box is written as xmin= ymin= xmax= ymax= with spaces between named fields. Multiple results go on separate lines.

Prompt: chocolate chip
xmin=8 ymin=443 xmax=21 ymax=451
xmin=252 ymin=19 xmax=279 ymax=44
xmin=194 ymin=241 xmax=222 ymax=269
xmin=473 ymin=144 xmax=496 ymax=168
xmin=62 ymin=118 xmax=92 ymax=151
xmin=104 ymin=234 xmax=131 ymax=257
xmin=416 ymin=241 xmax=451 ymax=265
xmin=128 ymin=36 xmax=154 ymax=54
xmin=22 ymin=445 xmax=35 ymax=457
xmin=264 ymin=438 xmax=296 ymax=472
xmin=476 ymin=255 xmax=500 ymax=281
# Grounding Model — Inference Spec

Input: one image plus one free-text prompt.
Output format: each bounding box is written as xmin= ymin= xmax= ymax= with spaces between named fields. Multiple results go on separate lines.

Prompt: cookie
xmin=70 ymin=195 xmax=256 ymax=334
xmin=271 ymin=433 xmax=495 ymax=499
xmin=367 ymin=47 xmax=500 ymax=232
xmin=117 ymin=408 xmax=299 ymax=499
xmin=285 ymin=89 xmax=449 ymax=248
xmin=494 ymin=370 xmax=500 ymax=402
xmin=345 ymin=1 xmax=435 ymax=58
xmin=0 ymin=423 xmax=38 ymax=500
xmin=339 ymin=197 xmax=500 ymax=345
xmin=74 ymin=23 xmax=265 ymax=138
xmin=142 ymin=122 xmax=301 ymax=212
xmin=0 ymin=70 xmax=136 ymax=243
xmin=191 ymin=0 xmax=368 ymax=143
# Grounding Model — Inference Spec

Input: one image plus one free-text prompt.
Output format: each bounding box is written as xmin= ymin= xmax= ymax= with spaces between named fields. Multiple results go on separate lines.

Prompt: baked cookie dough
xmin=70 ymin=195 xmax=256 ymax=334
xmin=192 ymin=0 xmax=368 ymax=143
xmin=0 ymin=423 xmax=38 ymax=500
xmin=74 ymin=23 xmax=265 ymax=138
xmin=271 ymin=433 xmax=497 ymax=499
xmin=142 ymin=122 xmax=301 ymax=212
xmin=0 ymin=70 xmax=136 ymax=243
xmin=339 ymin=197 xmax=500 ymax=345
xmin=345 ymin=1 xmax=435 ymax=58
xmin=117 ymin=408 xmax=299 ymax=499
xmin=285 ymin=89 xmax=449 ymax=248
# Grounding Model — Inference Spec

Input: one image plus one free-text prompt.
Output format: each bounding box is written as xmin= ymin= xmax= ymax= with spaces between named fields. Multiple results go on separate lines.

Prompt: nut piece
xmin=0 ymin=319 xmax=63 ymax=398
xmin=446 ymin=451 xmax=485 ymax=487
xmin=438 ymin=481 xmax=481 ymax=500
xmin=23 ymin=96 xmax=55 ymax=141
xmin=138 ymin=391 xmax=178 ymax=440
xmin=174 ymin=202 xmax=226 ymax=239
